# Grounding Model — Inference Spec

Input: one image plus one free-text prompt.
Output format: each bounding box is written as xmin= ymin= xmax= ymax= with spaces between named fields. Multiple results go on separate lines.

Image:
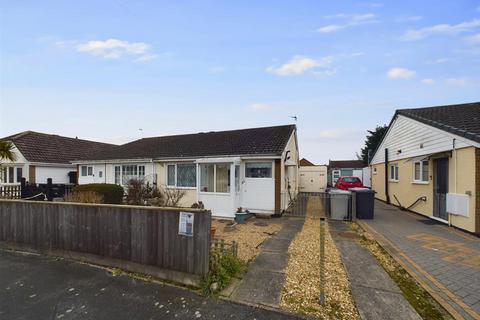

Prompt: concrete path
xmin=0 ymin=250 xmax=302 ymax=320
xmin=359 ymin=201 xmax=480 ymax=320
xmin=330 ymin=221 xmax=422 ymax=320
xmin=230 ymin=217 xmax=304 ymax=308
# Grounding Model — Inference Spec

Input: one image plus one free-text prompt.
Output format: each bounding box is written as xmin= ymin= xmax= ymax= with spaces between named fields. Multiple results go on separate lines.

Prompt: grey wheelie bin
xmin=328 ymin=189 xmax=352 ymax=221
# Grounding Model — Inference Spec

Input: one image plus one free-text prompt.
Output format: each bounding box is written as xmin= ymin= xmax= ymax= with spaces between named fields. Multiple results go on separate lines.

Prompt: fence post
xmin=46 ymin=178 xmax=53 ymax=201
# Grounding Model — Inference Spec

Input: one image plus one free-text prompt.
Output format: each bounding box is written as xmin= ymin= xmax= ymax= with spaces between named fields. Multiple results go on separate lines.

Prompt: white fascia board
xmin=30 ymin=162 xmax=75 ymax=168
xmin=71 ymin=158 xmax=153 ymax=165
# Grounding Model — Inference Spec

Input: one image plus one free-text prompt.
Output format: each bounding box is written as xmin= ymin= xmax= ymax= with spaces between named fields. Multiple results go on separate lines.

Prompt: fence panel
xmin=0 ymin=200 xmax=211 ymax=284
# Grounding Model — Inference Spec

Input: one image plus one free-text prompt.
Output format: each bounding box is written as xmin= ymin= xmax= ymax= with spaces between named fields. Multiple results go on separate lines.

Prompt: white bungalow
xmin=72 ymin=125 xmax=299 ymax=218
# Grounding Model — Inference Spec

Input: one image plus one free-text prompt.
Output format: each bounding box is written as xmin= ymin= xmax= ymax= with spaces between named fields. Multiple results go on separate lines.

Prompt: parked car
xmin=334 ymin=176 xmax=363 ymax=190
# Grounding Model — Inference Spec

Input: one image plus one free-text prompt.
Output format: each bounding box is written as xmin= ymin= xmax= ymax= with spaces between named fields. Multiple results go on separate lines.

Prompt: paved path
xmin=329 ymin=221 xmax=421 ymax=320
xmin=0 ymin=250 xmax=301 ymax=320
xmin=230 ymin=217 xmax=304 ymax=308
xmin=359 ymin=200 xmax=480 ymax=320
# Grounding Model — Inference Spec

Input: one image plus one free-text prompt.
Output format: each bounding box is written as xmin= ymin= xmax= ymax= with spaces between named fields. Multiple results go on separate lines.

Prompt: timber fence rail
xmin=0 ymin=200 xmax=211 ymax=286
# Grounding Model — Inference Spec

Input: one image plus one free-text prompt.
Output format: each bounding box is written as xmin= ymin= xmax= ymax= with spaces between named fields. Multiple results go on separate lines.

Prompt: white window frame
xmin=373 ymin=167 xmax=377 ymax=175
xmin=166 ymin=163 xmax=197 ymax=189
xmin=389 ymin=164 xmax=399 ymax=182
xmin=81 ymin=165 xmax=94 ymax=177
xmin=199 ymin=163 xmax=230 ymax=194
xmin=412 ymin=160 xmax=429 ymax=184
xmin=245 ymin=161 xmax=273 ymax=179
xmin=113 ymin=164 xmax=147 ymax=186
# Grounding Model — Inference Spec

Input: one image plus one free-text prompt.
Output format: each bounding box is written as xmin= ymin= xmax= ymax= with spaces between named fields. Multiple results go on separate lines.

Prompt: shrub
xmin=73 ymin=184 xmax=124 ymax=204
xmin=125 ymin=179 xmax=162 ymax=205
xmin=64 ymin=191 xmax=103 ymax=204
xmin=201 ymin=250 xmax=244 ymax=296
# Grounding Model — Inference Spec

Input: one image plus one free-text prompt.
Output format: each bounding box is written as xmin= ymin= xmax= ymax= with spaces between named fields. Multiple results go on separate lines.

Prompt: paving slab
xmin=0 ymin=250 xmax=301 ymax=320
xmin=359 ymin=200 xmax=480 ymax=320
xmin=330 ymin=221 xmax=421 ymax=320
xmin=231 ymin=217 xmax=304 ymax=308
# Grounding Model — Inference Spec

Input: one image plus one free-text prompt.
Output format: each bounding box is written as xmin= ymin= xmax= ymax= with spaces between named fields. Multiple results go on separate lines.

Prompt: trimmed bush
xmin=65 ymin=191 xmax=103 ymax=204
xmin=73 ymin=184 xmax=124 ymax=204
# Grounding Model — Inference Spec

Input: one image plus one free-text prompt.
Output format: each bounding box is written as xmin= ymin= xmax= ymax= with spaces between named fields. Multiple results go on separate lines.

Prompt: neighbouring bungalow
xmin=0 ymin=131 xmax=115 ymax=186
xmin=370 ymin=102 xmax=480 ymax=235
xmin=327 ymin=159 xmax=366 ymax=186
xmin=72 ymin=125 xmax=299 ymax=218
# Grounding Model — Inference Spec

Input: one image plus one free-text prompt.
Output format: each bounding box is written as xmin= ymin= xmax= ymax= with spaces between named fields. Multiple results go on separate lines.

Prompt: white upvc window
xmin=166 ymin=163 xmax=197 ymax=188
xmin=81 ymin=166 xmax=93 ymax=177
xmin=113 ymin=164 xmax=147 ymax=185
xmin=245 ymin=162 xmax=272 ymax=178
xmin=413 ymin=160 xmax=429 ymax=183
xmin=199 ymin=163 xmax=230 ymax=193
xmin=0 ymin=166 xmax=22 ymax=184
xmin=389 ymin=164 xmax=399 ymax=181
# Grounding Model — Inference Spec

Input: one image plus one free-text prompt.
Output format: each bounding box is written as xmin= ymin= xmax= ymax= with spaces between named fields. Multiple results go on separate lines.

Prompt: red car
xmin=335 ymin=176 xmax=363 ymax=190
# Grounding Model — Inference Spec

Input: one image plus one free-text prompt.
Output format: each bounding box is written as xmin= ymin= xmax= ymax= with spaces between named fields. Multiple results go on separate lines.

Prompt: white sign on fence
xmin=178 ymin=212 xmax=194 ymax=236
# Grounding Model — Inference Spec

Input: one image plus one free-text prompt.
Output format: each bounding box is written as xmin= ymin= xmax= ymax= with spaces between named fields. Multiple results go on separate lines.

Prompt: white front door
xmin=197 ymin=163 xmax=236 ymax=218
xmin=242 ymin=161 xmax=275 ymax=213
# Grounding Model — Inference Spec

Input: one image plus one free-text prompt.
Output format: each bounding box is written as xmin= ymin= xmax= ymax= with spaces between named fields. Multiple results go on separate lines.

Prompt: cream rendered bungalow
xmin=73 ymin=125 xmax=299 ymax=218
xmin=370 ymin=102 xmax=480 ymax=235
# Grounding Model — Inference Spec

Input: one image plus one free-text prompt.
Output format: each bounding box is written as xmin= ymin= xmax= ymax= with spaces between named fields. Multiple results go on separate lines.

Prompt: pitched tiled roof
xmin=397 ymin=102 xmax=480 ymax=143
xmin=80 ymin=125 xmax=296 ymax=161
xmin=328 ymin=160 xmax=365 ymax=169
xmin=1 ymin=131 xmax=116 ymax=164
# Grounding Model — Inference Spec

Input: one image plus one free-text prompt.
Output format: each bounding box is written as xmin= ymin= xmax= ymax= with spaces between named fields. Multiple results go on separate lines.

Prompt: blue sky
xmin=1 ymin=1 xmax=479 ymax=164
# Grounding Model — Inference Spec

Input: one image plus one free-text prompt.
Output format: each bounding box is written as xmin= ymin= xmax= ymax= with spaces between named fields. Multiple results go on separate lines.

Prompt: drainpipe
xmin=450 ymin=138 xmax=457 ymax=227
xmin=385 ymin=148 xmax=390 ymax=204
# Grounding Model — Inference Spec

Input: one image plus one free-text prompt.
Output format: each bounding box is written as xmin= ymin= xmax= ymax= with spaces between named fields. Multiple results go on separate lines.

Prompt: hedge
xmin=73 ymin=184 xmax=124 ymax=204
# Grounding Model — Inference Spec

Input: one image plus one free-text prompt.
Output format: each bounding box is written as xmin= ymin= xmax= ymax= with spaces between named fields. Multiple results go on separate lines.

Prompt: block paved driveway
xmin=360 ymin=201 xmax=480 ymax=320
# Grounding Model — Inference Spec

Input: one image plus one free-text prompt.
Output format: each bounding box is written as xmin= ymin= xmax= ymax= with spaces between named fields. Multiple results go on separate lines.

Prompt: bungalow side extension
xmin=73 ymin=125 xmax=299 ymax=218
xmin=370 ymin=102 xmax=480 ymax=235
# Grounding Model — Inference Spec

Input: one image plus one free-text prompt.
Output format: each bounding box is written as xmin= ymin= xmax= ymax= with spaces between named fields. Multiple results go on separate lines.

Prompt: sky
xmin=1 ymin=1 xmax=480 ymax=164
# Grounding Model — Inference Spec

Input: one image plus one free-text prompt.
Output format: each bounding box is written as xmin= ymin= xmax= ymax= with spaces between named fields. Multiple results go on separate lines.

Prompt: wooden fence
xmin=0 ymin=200 xmax=211 ymax=285
xmin=0 ymin=185 xmax=21 ymax=199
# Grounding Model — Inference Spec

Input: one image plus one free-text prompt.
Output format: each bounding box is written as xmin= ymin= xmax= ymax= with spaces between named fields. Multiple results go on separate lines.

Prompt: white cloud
xmin=397 ymin=15 xmax=423 ymax=22
xmin=446 ymin=78 xmax=468 ymax=86
xmin=422 ymin=78 xmax=435 ymax=85
xmin=135 ymin=54 xmax=159 ymax=62
xmin=402 ymin=19 xmax=480 ymax=40
xmin=74 ymin=39 xmax=157 ymax=61
xmin=318 ymin=13 xmax=377 ymax=33
xmin=248 ymin=103 xmax=272 ymax=111
xmin=465 ymin=32 xmax=480 ymax=44
xmin=364 ymin=2 xmax=383 ymax=8
xmin=387 ymin=67 xmax=416 ymax=79
xmin=318 ymin=25 xmax=345 ymax=33
xmin=267 ymin=55 xmax=334 ymax=76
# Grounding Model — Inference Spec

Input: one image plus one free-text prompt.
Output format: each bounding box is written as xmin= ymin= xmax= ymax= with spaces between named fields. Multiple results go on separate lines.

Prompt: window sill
xmin=389 ymin=180 xmax=399 ymax=183
xmin=412 ymin=181 xmax=429 ymax=185
xmin=166 ymin=186 xmax=197 ymax=190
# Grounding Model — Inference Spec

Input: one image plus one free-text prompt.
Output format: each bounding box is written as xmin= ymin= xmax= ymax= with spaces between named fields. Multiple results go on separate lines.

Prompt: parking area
xmin=359 ymin=201 xmax=480 ymax=320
